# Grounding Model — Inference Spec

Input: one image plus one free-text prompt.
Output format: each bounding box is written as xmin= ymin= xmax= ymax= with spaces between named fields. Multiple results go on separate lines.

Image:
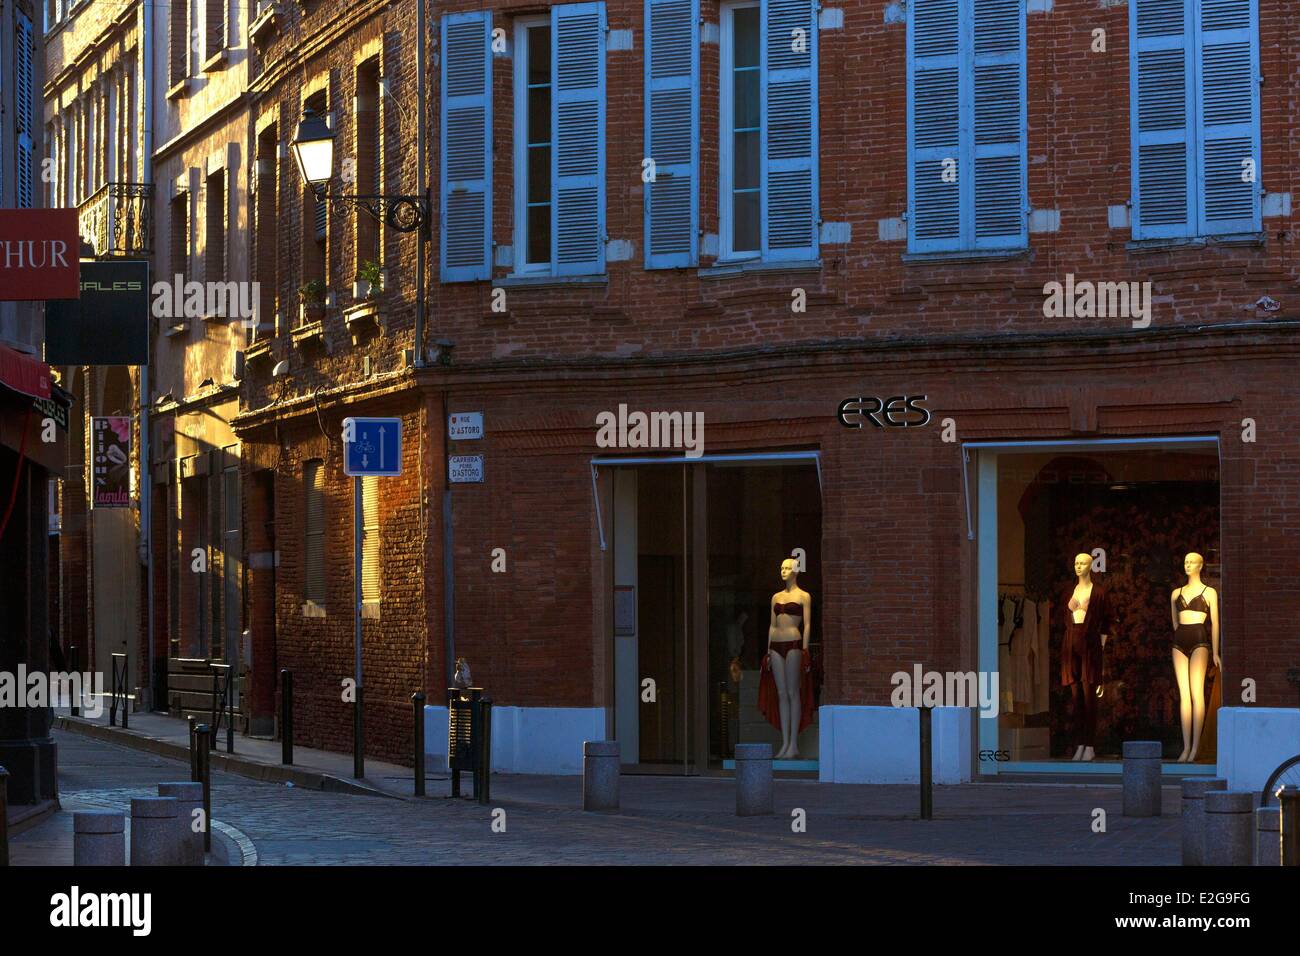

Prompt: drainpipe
xmin=139 ymin=0 xmax=156 ymax=707
xmin=414 ymin=0 xmax=428 ymax=368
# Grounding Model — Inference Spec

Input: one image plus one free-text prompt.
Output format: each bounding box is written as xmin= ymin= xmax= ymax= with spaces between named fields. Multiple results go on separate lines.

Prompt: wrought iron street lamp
xmin=291 ymin=108 xmax=431 ymax=234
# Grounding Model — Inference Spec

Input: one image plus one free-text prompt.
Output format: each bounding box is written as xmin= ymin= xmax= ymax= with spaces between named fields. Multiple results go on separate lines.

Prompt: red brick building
xmin=239 ymin=0 xmax=1300 ymax=781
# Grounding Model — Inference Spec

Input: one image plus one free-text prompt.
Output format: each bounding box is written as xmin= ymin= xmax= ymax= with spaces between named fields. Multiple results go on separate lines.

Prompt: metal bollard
xmin=583 ymin=741 xmax=620 ymax=811
xmin=1181 ymin=777 xmax=1226 ymax=866
xmin=195 ymin=723 xmax=212 ymax=852
xmin=74 ymin=810 xmax=125 ymax=866
xmin=412 ymin=692 xmax=426 ymax=797
xmin=1122 ymin=741 xmax=1163 ymax=817
xmin=1281 ymin=786 xmax=1300 ymax=866
xmin=1255 ymin=806 xmax=1281 ymax=867
xmin=281 ymin=669 xmax=293 ymax=766
xmin=189 ymin=716 xmax=198 ymax=782
xmin=919 ymin=706 xmax=933 ymax=820
xmin=354 ymin=686 xmax=365 ymax=780
xmin=158 ymin=782 xmax=205 ymax=866
xmin=478 ymin=697 xmax=492 ymax=804
xmin=1204 ymin=790 xmax=1254 ymax=866
xmin=129 ymin=797 xmax=180 ymax=866
xmin=735 ymin=743 xmax=774 ymax=816
xmin=70 ymin=645 xmax=80 ymax=717
xmin=0 ymin=766 xmax=8 ymax=867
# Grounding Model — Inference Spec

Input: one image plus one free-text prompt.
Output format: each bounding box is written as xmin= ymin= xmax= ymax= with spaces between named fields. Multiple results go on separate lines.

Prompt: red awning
xmin=0 ymin=345 xmax=52 ymax=400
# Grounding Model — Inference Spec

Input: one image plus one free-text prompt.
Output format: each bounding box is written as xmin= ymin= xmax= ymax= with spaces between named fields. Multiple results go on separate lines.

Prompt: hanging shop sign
xmin=45 ymin=260 xmax=150 ymax=365
xmin=91 ymin=416 xmax=132 ymax=508
xmin=0 ymin=210 xmax=80 ymax=301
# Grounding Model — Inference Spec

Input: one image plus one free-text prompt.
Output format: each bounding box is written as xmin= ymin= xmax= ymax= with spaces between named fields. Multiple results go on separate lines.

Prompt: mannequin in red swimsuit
xmin=759 ymin=557 xmax=813 ymax=759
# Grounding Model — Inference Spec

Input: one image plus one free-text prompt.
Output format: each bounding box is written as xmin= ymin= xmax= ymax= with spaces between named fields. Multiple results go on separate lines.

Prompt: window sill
xmin=901 ymin=248 xmax=1028 ymax=264
xmin=202 ymin=49 xmax=229 ymax=73
xmin=250 ymin=5 xmax=281 ymax=44
xmin=494 ymin=274 xmax=609 ymax=289
xmin=301 ymin=601 xmax=326 ymax=618
xmin=361 ymin=601 xmax=381 ymax=621
xmin=697 ymin=258 xmax=822 ymax=279
xmin=166 ymin=79 xmax=191 ymax=101
xmin=1126 ymin=233 xmax=1265 ymax=254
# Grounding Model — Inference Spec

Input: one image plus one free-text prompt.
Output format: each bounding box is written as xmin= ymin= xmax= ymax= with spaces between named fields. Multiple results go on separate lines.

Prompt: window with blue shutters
xmin=441 ymin=11 xmax=493 ymax=282
xmin=719 ymin=0 xmax=819 ymax=263
xmin=16 ymin=12 xmax=35 ymax=209
xmin=644 ymin=0 xmax=699 ymax=269
xmin=1130 ymin=0 xmax=1260 ymax=240
xmin=512 ymin=2 xmax=607 ymax=278
xmin=907 ymin=0 xmax=1026 ymax=254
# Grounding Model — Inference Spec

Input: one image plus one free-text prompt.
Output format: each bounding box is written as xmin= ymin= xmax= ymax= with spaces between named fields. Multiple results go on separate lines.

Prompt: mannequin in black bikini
xmin=768 ymin=558 xmax=812 ymax=759
xmin=1170 ymin=552 xmax=1220 ymax=763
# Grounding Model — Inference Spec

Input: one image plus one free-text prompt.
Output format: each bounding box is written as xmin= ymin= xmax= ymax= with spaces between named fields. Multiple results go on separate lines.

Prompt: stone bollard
xmin=73 ymin=811 xmax=125 ymax=866
xmin=130 ymin=797 xmax=180 ymax=866
xmin=1255 ymin=806 xmax=1281 ymax=867
xmin=158 ymin=782 xmax=205 ymax=866
xmin=1180 ymin=777 xmax=1226 ymax=866
xmin=1204 ymin=790 xmax=1254 ymax=866
xmin=1121 ymin=741 xmax=1163 ymax=817
xmin=582 ymin=741 xmax=620 ymax=812
xmin=735 ymin=743 xmax=774 ymax=816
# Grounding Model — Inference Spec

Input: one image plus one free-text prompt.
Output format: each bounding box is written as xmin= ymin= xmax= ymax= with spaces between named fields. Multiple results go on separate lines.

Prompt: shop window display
xmin=996 ymin=450 xmax=1220 ymax=763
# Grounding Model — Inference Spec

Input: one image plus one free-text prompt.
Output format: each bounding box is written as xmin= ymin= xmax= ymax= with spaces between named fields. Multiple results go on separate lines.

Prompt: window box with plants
xmin=344 ymin=260 xmax=385 ymax=345
xmin=294 ymin=279 xmax=327 ymax=347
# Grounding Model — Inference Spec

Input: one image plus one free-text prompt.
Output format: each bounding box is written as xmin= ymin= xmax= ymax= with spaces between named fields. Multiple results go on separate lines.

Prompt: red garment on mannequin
xmin=758 ymin=649 xmax=815 ymax=733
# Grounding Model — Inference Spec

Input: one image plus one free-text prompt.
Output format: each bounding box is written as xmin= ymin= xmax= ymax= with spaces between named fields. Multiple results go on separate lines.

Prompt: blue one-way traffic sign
xmin=343 ymin=417 xmax=402 ymax=476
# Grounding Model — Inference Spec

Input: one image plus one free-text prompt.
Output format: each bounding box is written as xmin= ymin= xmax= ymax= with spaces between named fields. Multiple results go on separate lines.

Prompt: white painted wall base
xmin=424 ymin=705 xmax=608 ymax=775
xmin=1217 ymin=707 xmax=1300 ymax=793
xmin=819 ymin=705 xmax=973 ymax=783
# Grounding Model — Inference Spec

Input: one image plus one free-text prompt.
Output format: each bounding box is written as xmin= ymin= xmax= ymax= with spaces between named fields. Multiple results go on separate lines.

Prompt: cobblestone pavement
xmin=15 ymin=730 xmax=1182 ymax=865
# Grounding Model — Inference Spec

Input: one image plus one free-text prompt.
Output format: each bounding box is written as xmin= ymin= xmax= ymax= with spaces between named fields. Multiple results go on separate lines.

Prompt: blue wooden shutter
xmin=16 ymin=13 xmax=34 ymax=209
xmin=1195 ymin=0 xmax=1260 ymax=235
xmin=552 ymin=2 xmax=606 ymax=276
xmin=908 ymin=0 xmax=962 ymax=252
xmin=440 ymin=11 xmax=493 ymax=281
xmin=644 ymin=0 xmax=698 ymax=269
xmin=971 ymin=0 xmax=1025 ymax=249
xmin=1130 ymin=0 xmax=1194 ymax=239
xmin=761 ymin=0 xmax=817 ymax=261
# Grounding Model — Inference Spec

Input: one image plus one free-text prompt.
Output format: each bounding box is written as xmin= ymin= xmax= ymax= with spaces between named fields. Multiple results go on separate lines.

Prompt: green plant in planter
xmin=298 ymin=279 xmax=327 ymax=306
xmin=357 ymin=260 xmax=384 ymax=298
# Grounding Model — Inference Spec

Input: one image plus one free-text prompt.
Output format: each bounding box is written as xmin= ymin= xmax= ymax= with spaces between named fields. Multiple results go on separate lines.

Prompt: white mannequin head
xmin=1073 ymin=552 xmax=1092 ymax=581
xmin=1183 ymin=552 xmax=1205 ymax=579
xmin=780 ymin=558 xmax=798 ymax=587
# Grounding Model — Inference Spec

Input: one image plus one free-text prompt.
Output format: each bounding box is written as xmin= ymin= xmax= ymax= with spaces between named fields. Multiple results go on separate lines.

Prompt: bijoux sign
xmin=0 ymin=210 xmax=80 ymax=301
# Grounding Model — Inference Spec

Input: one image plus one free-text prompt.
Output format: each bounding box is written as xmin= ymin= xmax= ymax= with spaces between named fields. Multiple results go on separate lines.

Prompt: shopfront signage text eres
xmin=0 ymin=209 xmax=80 ymax=301
xmin=837 ymin=395 xmax=932 ymax=429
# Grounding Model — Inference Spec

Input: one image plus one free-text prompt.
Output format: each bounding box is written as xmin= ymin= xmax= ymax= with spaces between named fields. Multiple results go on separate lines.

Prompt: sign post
xmin=342 ymin=417 xmax=402 ymax=779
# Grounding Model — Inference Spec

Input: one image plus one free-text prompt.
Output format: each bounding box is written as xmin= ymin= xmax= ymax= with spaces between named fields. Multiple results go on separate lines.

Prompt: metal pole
xmin=443 ymin=488 xmax=455 ymax=688
xmin=1281 ymin=786 xmax=1300 ymax=867
xmin=919 ymin=706 xmax=933 ymax=820
xmin=195 ymin=724 xmax=211 ymax=852
xmin=70 ymin=645 xmax=80 ymax=717
xmin=281 ymin=669 xmax=293 ymax=765
xmin=0 ymin=766 xmax=9 ymax=867
xmin=354 ymin=475 xmax=364 ymax=779
xmin=141 ymin=362 xmax=155 ymax=710
xmin=413 ymin=692 xmax=426 ymax=797
xmin=414 ymin=0 xmax=428 ymax=369
xmin=226 ymin=672 xmax=234 ymax=755
xmin=189 ymin=715 xmax=198 ymax=781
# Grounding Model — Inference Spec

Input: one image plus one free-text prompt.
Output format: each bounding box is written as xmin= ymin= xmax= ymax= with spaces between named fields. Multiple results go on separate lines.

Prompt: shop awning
xmin=0 ymin=344 xmax=52 ymax=400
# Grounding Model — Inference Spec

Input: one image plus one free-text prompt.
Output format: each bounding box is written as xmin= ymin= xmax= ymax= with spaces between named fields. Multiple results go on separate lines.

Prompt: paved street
xmin=11 ymin=729 xmax=1183 ymax=865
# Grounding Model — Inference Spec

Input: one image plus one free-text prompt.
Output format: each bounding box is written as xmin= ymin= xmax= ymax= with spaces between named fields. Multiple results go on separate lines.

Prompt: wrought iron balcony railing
xmin=78 ymin=182 xmax=154 ymax=259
